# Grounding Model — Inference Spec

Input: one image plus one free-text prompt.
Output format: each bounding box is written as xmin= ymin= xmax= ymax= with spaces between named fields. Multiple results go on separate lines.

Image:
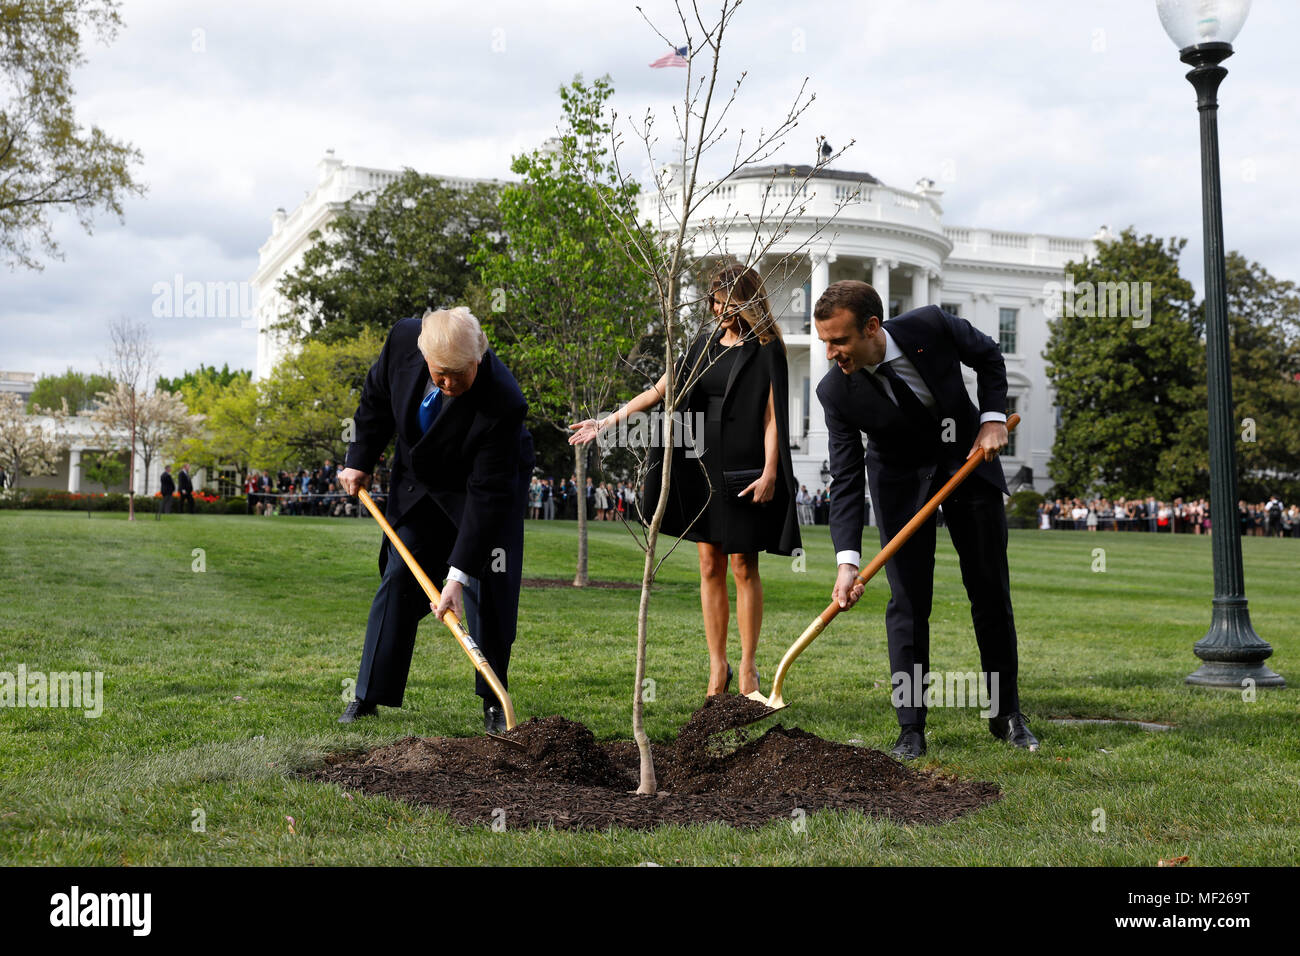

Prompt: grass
xmin=0 ymin=510 xmax=1297 ymax=865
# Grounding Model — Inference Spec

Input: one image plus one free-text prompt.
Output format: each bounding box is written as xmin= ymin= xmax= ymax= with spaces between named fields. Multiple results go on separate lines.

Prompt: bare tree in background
xmin=102 ymin=317 xmax=156 ymax=520
xmin=577 ymin=0 xmax=858 ymax=793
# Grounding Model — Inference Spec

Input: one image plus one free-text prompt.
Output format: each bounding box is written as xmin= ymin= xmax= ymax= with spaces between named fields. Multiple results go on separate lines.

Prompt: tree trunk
xmin=633 ymin=407 xmax=682 ymax=795
xmin=127 ymin=415 xmax=136 ymax=522
xmin=633 ymin=539 xmax=657 ymax=794
xmin=573 ymin=443 xmax=589 ymax=587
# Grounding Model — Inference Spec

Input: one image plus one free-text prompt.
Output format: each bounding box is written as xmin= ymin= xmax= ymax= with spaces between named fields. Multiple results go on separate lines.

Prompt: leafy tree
xmin=1159 ymin=252 xmax=1300 ymax=500
xmin=276 ymin=170 xmax=503 ymax=345
xmin=173 ymin=370 xmax=258 ymax=478
xmin=83 ymin=451 xmax=124 ymax=493
xmin=156 ymin=363 xmax=247 ymax=396
xmin=472 ymin=74 xmax=657 ymax=585
xmin=1045 ymin=228 xmax=1201 ymax=499
xmin=167 ymin=336 xmax=381 ymax=478
xmin=27 ymin=368 xmax=114 ymax=413
xmin=1006 ymin=488 xmax=1045 ymax=524
xmin=254 ymin=328 xmax=385 ymax=468
xmin=153 ymin=363 xmax=251 ymax=487
xmin=1223 ymin=253 xmax=1300 ymax=499
xmin=0 ymin=0 xmax=145 ymax=270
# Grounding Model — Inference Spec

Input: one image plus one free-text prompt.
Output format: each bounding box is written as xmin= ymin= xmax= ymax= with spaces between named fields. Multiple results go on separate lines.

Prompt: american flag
xmin=649 ymin=45 xmax=689 ymax=68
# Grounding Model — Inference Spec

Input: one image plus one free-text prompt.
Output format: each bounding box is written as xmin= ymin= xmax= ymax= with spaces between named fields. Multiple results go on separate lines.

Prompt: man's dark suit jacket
xmin=817 ymin=304 xmax=1008 ymax=559
xmin=160 ymin=471 xmax=175 ymax=498
xmin=177 ymin=469 xmax=192 ymax=494
xmin=344 ymin=316 xmax=534 ymax=580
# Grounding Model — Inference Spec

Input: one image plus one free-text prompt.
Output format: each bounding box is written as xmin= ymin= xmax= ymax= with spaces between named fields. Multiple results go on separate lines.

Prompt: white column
xmin=929 ymin=271 xmax=942 ymax=309
xmin=872 ymin=258 xmax=892 ymax=317
xmin=805 ymin=252 xmax=833 ymax=460
xmin=67 ymin=448 xmax=81 ymax=493
xmin=911 ymin=268 xmax=929 ymax=309
xmin=133 ymin=449 xmax=146 ymax=496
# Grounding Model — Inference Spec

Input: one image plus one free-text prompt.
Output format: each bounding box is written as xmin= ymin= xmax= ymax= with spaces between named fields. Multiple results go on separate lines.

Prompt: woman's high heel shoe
xmin=724 ymin=665 xmax=733 ymax=695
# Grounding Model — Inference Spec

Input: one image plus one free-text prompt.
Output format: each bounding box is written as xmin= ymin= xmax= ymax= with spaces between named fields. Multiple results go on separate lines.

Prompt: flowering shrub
xmin=0 ymin=489 xmax=247 ymax=514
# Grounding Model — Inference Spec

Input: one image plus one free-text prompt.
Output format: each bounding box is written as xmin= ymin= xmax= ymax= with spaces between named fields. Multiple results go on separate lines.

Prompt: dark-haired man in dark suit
xmin=336 ymin=307 xmax=534 ymax=734
xmin=814 ymin=280 xmax=1036 ymax=759
xmin=158 ymin=465 xmax=175 ymax=519
xmin=177 ymin=464 xmax=194 ymax=513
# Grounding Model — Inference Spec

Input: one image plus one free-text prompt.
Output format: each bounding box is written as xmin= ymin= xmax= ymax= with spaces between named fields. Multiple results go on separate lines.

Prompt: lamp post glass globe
xmin=1156 ymin=0 xmax=1251 ymax=51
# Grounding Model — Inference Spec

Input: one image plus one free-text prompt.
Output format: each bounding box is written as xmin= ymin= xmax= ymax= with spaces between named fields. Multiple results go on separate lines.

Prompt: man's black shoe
xmin=484 ymin=706 xmax=507 ymax=735
xmin=339 ymin=698 xmax=377 ymax=724
xmin=890 ymin=725 xmax=926 ymax=760
xmin=990 ymin=712 xmax=1039 ymax=751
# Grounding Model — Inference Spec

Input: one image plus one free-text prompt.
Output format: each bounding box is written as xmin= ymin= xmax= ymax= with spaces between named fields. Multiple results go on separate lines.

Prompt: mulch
xmin=308 ymin=695 xmax=1001 ymax=831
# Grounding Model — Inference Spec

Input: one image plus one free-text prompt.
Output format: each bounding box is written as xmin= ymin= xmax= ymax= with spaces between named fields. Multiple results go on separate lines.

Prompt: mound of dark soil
xmin=310 ymin=699 xmax=1000 ymax=831
xmin=672 ymin=693 xmax=778 ymax=761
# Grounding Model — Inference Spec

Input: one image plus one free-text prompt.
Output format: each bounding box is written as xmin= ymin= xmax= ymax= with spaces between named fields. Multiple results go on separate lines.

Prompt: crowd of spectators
xmin=523 ymin=477 xmax=842 ymax=525
xmin=527 ymin=476 xmax=639 ymax=521
xmin=795 ymin=485 xmax=833 ymax=525
xmin=233 ymin=461 xmax=1299 ymax=540
xmin=242 ymin=459 xmax=390 ymax=517
xmin=1038 ymin=495 xmax=1300 ymax=537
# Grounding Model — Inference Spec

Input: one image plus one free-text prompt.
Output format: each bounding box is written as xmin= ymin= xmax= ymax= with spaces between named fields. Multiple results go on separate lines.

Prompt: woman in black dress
xmin=570 ymin=262 xmax=800 ymax=697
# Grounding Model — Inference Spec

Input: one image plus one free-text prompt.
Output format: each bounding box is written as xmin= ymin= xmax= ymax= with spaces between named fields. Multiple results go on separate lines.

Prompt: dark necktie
xmin=876 ymin=361 xmax=935 ymax=429
xmin=418 ymin=387 xmax=443 ymax=434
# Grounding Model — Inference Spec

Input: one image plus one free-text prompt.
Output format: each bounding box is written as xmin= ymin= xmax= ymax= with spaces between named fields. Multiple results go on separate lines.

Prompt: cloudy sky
xmin=3 ymin=0 xmax=1296 ymax=382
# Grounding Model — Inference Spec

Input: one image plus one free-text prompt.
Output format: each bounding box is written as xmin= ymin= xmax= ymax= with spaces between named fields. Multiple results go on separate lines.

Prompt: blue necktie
xmin=418 ymin=387 xmax=443 ymax=434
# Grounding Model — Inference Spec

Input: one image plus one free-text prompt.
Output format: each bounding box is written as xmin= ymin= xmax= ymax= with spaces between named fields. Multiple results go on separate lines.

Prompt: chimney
xmin=317 ymin=148 xmax=342 ymax=184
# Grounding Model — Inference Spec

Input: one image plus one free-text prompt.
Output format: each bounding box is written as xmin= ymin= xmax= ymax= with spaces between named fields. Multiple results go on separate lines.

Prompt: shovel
xmin=745 ymin=413 xmax=1021 ymax=715
xmin=356 ymin=488 xmax=519 ymax=732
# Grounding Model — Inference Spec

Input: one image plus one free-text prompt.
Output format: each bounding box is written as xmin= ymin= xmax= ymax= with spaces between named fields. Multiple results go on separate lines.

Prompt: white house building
xmin=254 ymin=152 xmax=1109 ymax=494
xmin=251 ymin=150 xmax=505 ymax=383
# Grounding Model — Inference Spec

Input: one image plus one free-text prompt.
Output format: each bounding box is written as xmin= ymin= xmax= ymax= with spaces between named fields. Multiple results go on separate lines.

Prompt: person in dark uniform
xmin=157 ymin=465 xmax=175 ymax=519
xmin=336 ymin=306 xmax=534 ymax=734
xmin=177 ymin=464 xmax=194 ymax=513
xmin=570 ymin=261 xmax=800 ymax=697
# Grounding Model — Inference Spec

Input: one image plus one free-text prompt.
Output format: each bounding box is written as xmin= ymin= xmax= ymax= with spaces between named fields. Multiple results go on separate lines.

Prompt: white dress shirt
xmin=422 ymin=381 xmax=475 ymax=592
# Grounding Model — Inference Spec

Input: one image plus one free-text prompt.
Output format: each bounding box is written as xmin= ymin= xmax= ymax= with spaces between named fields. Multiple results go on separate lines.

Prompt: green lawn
xmin=0 ymin=510 xmax=1296 ymax=865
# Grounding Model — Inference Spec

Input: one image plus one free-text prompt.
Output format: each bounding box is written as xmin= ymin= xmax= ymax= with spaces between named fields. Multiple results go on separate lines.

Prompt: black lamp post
xmin=1156 ymin=0 xmax=1283 ymax=688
